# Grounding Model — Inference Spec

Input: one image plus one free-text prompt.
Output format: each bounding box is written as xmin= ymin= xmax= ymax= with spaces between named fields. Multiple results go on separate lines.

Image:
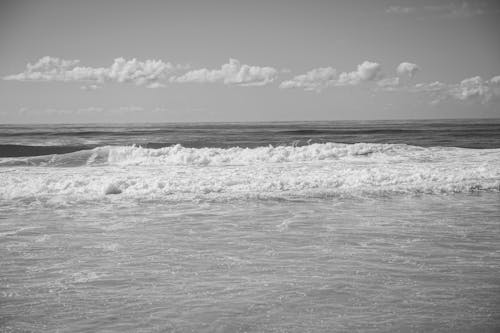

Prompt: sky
xmin=0 ymin=0 xmax=499 ymax=123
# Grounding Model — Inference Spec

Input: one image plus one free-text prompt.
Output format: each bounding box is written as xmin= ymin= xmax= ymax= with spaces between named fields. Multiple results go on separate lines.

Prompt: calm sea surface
xmin=1 ymin=119 xmax=499 ymax=332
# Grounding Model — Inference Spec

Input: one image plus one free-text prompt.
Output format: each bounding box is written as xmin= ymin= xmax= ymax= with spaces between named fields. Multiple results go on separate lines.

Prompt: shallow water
xmin=1 ymin=195 xmax=499 ymax=332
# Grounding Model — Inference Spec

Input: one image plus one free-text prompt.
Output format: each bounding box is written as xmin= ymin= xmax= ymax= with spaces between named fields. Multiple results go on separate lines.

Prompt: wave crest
xmin=1 ymin=142 xmax=499 ymax=203
xmin=107 ymin=143 xmax=421 ymax=166
xmin=0 ymin=142 xmax=435 ymax=167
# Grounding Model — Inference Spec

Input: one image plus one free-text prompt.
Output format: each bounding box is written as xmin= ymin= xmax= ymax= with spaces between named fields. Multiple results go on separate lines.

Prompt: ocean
xmin=1 ymin=119 xmax=499 ymax=332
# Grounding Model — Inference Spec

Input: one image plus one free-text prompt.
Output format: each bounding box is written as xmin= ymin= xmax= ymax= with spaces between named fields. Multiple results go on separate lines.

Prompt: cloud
xmin=447 ymin=76 xmax=499 ymax=103
xmin=490 ymin=75 xmax=500 ymax=85
xmin=376 ymin=62 xmax=420 ymax=92
xmin=80 ymin=84 xmax=101 ymax=91
xmin=280 ymin=61 xmax=383 ymax=92
xmin=412 ymin=81 xmax=447 ymax=93
xmin=396 ymin=62 xmax=420 ymax=78
xmin=170 ymin=58 xmax=278 ymax=86
xmin=386 ymin=2 xmax=488 ymax=18
xmin=279 ymin=67 xmax=336 ymax=92
xmin=425 ymin=2 xmax=485 ymax=18
xmin=5 ymin=56 xmax=86 ymax=81
xmin=377 ymin=77 xmax=400 ymax=90
xmin=402 ymin=76 xmax=500 ymax=104
xmin=336 ymin=61 xmax=383 ymax=86
xmin=3 ymin=56 xmax=186 ymax=87
xmin=371 ymin=61 xmax=499 ymax=105
xmin=107 ymin=58 xmax=184 ymax=86
xmin=386 ymin=6 xmax=415 ymax=14
xmin=6 ymin=57 xmax=499 ymax=106
xmin=6 ymin=57 xmax=278 ymax=88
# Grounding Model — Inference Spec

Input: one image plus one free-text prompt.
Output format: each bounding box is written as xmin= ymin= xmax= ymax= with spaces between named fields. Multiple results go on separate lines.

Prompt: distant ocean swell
xmin=0 ymin=142 xmax=499 ymax=203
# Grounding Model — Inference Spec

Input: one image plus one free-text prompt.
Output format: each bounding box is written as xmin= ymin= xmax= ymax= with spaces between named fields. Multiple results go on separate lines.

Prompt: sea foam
xmin=0 ymin=143 xmax=499 ymax=203
xmin=0 ymin=142 xmax=447 ymax=167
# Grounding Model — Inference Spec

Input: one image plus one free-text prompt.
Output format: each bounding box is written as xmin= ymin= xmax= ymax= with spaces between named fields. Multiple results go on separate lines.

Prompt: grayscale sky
xmin=0 ymin=0 xmax=499 ymax=123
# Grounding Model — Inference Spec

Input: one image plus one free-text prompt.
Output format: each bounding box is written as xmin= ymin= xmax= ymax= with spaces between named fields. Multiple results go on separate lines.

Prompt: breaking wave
xmin=0 ymin=143 xmax=499 ymax=203
xmin=0 ymin=142 xmax=456 ymax=167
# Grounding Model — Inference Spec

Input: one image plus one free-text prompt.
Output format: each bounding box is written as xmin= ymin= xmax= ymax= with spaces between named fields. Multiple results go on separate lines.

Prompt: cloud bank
xmin=385 ymin=2 xmax=487 ymax=18
xmin=445 ymin=76 xmax=500 ymax=103
xmin=279 ymin=61 xmax=384 ymax=92
xmin=3 ymin=56 xmax=186 ymax=88
xmin=170 ymin=58 xmax=278 ymax=86
xmin=395 ymin=76 xmax=500 ymax=104
xmin=4 ymin=56 xmax=499 ymax=106
xmin=279 ymin=67 xmax=336 ymax=92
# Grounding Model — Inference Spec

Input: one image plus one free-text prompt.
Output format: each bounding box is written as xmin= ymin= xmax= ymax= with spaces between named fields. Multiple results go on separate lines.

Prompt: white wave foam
xmin=1 ymin=143 xmax=499 ymax=203
xmin=105 ymin=143 xmax=429 ymax=166
xmin=0 ymin=142 xmax=429 ymax=167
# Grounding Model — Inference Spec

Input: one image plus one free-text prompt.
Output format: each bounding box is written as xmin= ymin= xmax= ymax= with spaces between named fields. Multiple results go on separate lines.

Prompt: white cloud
xmin=4 ymin=56 xmax=84 ymax=81
xmin=3 ymin=56 xmax=186 ymax=87
xmin=386 ymin=2 xmax=487 ymax=18
xmin=426 ymin=2 xmax=485 ymax=18
xmin=386 ymin=6 xmax=415 ymax=14
xmin=6 ymin=57 xmax=499 ymax=106
xmin=107 ymin=58 xmax=180 ymax=86
xmin=396 ymin=62 xmax=420 ymax=78
xmin=490 ymin=76 xmax=500 ymax=85
xmin=336 ymin=61 xmax=383 ymax=86
xmin=412 ymin=81 xmax=447 ymax=93
xmin=279 ymin=67 xmax=336 ymax=92
xmin=406 ymin=76 xmax=500 ymax=104
xmin=280 ymin=61 xmax=384 ymax=92
xmin=447 ymin=76 xmax=498 ymax=103
xmin=80 ymin=84 xmax=101 ymax=91
xmin=377 ymin=77 xmax=400 ymax=90
xmin=171 ymin=58 xmax=278 ymax=86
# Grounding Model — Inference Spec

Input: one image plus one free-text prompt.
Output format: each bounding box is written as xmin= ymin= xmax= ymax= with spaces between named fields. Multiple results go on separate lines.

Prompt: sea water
xmin=1 ymin=120 xmax=499 ymax=332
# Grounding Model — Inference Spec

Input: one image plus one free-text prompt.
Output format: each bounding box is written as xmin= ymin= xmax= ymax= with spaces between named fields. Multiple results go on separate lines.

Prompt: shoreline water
xmin=2 ymin=194 xmax=500 ymax=332
xmin=1 ymin=120 xmax=499 ymax=332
